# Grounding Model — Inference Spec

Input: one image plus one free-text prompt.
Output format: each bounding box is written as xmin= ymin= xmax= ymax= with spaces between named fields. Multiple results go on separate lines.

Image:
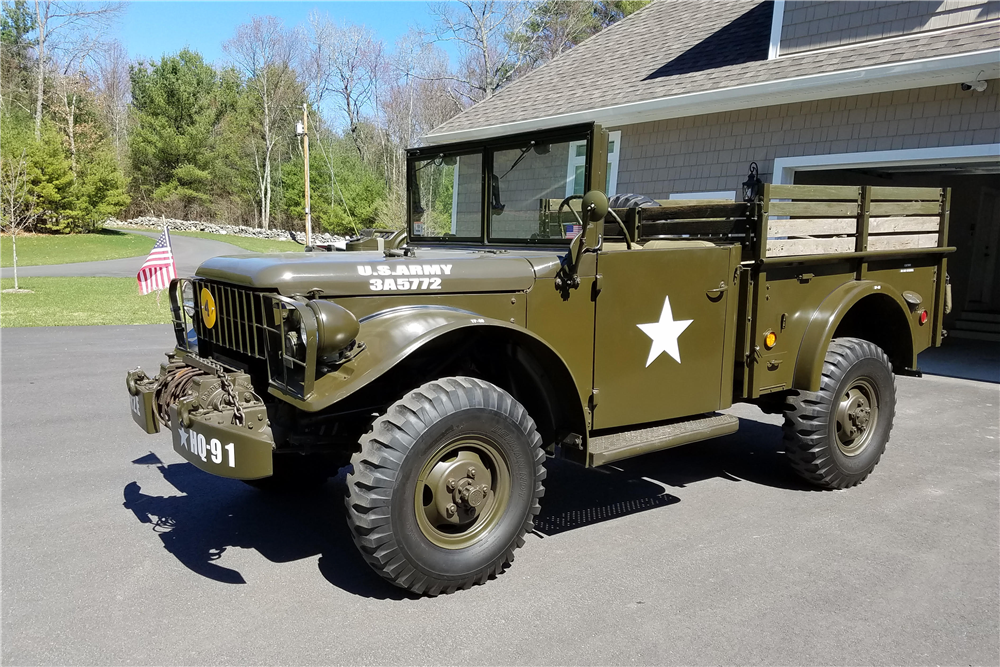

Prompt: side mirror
xmin=582 ymin=190 xmax=608 ymax=223
xmin=560 ymin=190 xmax=608 ymax=293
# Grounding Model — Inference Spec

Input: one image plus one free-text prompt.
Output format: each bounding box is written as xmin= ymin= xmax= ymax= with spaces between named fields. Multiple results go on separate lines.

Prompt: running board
xmin=588 ymin=413 xmax=739 ymax=467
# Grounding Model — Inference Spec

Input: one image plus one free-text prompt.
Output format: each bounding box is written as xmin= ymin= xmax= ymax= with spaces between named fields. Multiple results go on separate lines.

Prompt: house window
xmin=566 ymin=130 xmax=621 ymax=197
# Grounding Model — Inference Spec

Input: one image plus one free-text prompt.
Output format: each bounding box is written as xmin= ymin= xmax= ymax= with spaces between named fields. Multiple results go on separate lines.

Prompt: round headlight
xmin=182 ymin=281 xmax=196 ymax=317
xmin=307 ymin=299 xmax=360 ymax=361
xmin=282 ymin=309 xmax=307 ymax=360
xmin=284 ymin=330 xmax=303 ymax=360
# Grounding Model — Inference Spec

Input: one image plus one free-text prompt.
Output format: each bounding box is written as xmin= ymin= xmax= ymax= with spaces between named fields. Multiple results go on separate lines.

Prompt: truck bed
xmin=599 ymin=184 xmax=953 ymax=401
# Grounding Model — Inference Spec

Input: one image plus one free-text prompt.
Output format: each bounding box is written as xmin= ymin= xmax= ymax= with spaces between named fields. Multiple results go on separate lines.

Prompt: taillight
xmin=919 ymin=310 xmax=928 ymax=325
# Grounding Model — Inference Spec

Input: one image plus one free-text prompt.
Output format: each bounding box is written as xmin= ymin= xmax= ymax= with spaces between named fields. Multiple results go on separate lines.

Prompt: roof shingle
xmin=427 ymin=0 xmax=999 ymax=139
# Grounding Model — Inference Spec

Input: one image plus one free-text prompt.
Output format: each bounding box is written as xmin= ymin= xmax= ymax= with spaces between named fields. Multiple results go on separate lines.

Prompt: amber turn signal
xmin=919 ymin=310 xmax=928 ymax=325
xmin=764 ymin=331 xmax=777 ymax=348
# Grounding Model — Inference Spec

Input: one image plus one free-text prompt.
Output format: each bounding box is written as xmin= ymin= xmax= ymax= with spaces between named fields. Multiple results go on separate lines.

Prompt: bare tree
xmin=92 ymin=39 xmax=130 ymax=165
xmin=31 ymin=1 xmax=122 ymax=140
xmin=369 ymin=34 xmax=463 ymax=229
xmin=388 ymin=30 xmax=458 ymax=141
xmin=427 ymin=0 xmax=533 ymax=103
xmin=1 ymin=149 xmax=36 ymax=291
xmin=50 ymin=49 xmax=91 ymax=179
xmin=304 ymin=12 xmax=382 ymax=158
xmin=377 ymin=42 xmax=464 ymax=185
xmin=224 ymin=16 xmax=300 ymax=230
xmin=520 ymin=0 xmax=598 ymax=66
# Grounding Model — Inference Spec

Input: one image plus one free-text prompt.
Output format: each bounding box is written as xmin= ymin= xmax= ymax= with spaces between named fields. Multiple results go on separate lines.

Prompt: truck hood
xmin=195 ymin=248 xmax=547 ymax=296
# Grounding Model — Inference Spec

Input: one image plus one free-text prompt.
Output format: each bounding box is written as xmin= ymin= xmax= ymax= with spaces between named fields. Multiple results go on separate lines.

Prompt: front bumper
xmin=126 ymin=355 xmax=275 ymax=480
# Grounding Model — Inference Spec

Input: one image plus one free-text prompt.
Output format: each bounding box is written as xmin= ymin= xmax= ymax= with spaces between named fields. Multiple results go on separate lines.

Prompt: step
xmin=949 ymin=329 xmax=1000 ymax=343
xmin=952 ymin=320 xmax=1000 ymax=334
xmin=588 ymin=413 xmax=739 ymax=467
xmin=961 ymin=311 xmax=1000 ymax=324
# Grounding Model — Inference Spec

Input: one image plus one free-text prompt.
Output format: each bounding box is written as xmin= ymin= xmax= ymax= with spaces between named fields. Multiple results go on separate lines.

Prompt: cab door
xmin=592 ymin=244 xmax=735 ymax=430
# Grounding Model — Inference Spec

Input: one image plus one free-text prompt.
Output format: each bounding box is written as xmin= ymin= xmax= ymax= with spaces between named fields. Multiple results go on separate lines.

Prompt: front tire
xmin=346 ymin=377 xmax=545 ymax=595
xmin=783 ymin=337 xmax=896 ymax=489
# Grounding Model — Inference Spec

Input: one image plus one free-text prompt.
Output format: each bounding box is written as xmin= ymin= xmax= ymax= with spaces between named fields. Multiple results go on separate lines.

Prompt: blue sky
xmin=119 ymin=1 xmax=445 ymax=66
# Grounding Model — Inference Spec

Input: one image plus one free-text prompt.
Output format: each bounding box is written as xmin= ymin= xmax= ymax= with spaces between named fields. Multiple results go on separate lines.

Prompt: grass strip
xmin=0 ymin=229 xmax=155 ymax=267
xmin=1 ymin=277 xmax=172 ymax=327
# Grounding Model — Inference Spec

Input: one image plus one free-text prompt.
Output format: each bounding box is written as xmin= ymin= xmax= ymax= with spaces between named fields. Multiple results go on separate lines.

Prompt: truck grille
xmin=195 ymin=281 xmax=272 ymax=360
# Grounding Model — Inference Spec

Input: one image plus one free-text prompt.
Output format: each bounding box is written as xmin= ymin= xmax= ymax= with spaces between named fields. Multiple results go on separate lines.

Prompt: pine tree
xmin=25 ymin=122 xmax=79 ymax=232
xmin=76 ymin=147 xmax=130 ymax=229
xmin=129 ymin=49 xmax=226 ymax=218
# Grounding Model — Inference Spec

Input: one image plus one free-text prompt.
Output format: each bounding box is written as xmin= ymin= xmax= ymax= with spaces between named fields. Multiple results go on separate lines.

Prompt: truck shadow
xmin=122 ymin=417 xmax=803 ymax=598
xmin=122 ymin=456 xmax=406 ymax=599
xmin=536 ymin=417 xmax=811 ymax=535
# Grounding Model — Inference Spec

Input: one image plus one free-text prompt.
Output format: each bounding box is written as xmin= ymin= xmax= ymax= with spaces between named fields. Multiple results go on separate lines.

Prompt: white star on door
xmin=637 ymin=296 xmax=693 ymax=367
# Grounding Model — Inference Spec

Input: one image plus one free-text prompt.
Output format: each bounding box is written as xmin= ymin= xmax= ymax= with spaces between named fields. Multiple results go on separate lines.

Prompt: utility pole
xmin=296 ymin=103 xmax=312 ymax=246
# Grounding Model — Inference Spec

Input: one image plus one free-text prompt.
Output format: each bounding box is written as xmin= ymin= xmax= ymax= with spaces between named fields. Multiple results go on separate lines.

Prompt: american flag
xmin=136 ymin=228 xmax=177 ymax=294
xmin=564 ymin=222 xmax=583 ymax=239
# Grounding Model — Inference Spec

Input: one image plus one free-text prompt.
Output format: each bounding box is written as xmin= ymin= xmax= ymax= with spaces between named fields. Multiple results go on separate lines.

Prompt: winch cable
xmin=153 ymin=364 xmax=206 ymax=428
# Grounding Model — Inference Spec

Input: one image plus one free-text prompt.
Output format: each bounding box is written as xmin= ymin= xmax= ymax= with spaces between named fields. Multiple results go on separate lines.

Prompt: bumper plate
xmin=128 ymin=382 xmax=160 ymax=434
xmin=169 ymin=404 xmax=274 ymax=480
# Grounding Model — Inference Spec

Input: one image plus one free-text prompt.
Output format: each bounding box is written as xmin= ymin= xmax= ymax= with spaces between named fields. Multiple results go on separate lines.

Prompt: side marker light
xmin=919 ymin=310 xmax=928 ymax=325
xmin=764 ymin=331 xmax=777 ymax=348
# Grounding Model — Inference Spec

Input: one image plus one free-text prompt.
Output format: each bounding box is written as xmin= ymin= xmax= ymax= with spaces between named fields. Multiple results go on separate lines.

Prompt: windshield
xmin=410 ymin=152 xmax=483 ymax=240
xmin=490 ymin=140 xmax=578 ymax=241
xmin=407 ymin=127 xmax=595 ymax=244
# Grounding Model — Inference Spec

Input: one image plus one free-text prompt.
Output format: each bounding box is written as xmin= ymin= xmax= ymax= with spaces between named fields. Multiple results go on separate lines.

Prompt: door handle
xmin=706 ymin=281 xmax=729 ymax=297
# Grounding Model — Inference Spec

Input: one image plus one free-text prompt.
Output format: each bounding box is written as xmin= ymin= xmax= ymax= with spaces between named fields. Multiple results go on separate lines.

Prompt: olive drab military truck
xmin=126 ymin=123 xmax=952 ymax=596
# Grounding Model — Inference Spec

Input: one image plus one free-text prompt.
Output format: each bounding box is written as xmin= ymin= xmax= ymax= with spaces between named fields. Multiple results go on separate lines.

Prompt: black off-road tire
xmin=346 ymin=377 xmax=546 ymax=595
xmin=783 ymin=337 xmax=896 ymax=490
xmin=608 ymin=193 xmax=658 ymax=208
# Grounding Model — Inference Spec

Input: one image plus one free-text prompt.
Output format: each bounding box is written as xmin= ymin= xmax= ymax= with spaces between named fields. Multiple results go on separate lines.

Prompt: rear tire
xmin=783 ymin=337 xmax=896 ymax=489
xmin=608 ymin=193 xmax=658 ymax=208
xmin=346 ymin=377 xmax=545 ymax=596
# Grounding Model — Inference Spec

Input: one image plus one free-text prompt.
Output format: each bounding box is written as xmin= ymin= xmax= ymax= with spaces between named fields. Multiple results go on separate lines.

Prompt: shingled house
xmin=425 ymin=0 xmax=1000 ymax=340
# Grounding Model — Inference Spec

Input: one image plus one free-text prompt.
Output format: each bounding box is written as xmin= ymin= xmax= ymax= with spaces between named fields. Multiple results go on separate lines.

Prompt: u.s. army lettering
xmin=356 ymin=264 xmax=452 ymax=277
xmin=358 ymin=264 xmax=451 ymax=291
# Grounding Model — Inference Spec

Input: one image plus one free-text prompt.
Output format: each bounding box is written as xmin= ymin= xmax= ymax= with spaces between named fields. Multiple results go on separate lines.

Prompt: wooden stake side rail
xmin=760 ymin=184 xmax=947 ymax=259
xmin=542 ymin=186 xmax=949 ymax=256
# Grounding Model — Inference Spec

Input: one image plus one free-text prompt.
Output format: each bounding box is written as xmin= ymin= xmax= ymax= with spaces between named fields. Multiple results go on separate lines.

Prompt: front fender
xmin=273 ymin=305 xmax=583 ymax=415
xmin=792 ymin=281 xmax=916 ymax=392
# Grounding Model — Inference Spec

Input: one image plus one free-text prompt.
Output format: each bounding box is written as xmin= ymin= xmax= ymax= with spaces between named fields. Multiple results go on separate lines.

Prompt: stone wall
xmin=108 ymin=217 xmax=345 ymax=245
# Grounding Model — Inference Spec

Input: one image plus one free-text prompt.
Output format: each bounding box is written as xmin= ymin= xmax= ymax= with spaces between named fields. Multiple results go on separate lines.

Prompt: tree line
xmin=1 ymin=0 xmax=647 ymax=237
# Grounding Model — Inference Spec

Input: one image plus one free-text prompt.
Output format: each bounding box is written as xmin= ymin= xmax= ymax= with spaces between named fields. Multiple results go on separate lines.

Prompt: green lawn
xmin=1 ymin=277 xmax=172 ymax=327
xmin=170 ymin=230 xmax=304 ymax=253
xmin=0 ymin=229 xmax=155 ymax=267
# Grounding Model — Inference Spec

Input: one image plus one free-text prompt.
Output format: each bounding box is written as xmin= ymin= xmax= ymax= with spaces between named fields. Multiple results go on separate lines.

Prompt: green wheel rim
xmin=414 ymin=436 xmax=511 ymax=550
xmin=834 ymin=377 xmax=879 ymax=457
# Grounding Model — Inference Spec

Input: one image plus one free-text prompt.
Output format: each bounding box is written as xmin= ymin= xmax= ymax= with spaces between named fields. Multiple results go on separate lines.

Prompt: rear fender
xmin=792 ymin=281 xmax=916 ymax=392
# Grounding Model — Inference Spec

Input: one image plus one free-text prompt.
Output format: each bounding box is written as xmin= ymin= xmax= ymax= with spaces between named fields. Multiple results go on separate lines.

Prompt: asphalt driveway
xmin=0 ymin=231 xmax=254 ymax=279
xmin=1 ymin=325 xmax=997 ymax=665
